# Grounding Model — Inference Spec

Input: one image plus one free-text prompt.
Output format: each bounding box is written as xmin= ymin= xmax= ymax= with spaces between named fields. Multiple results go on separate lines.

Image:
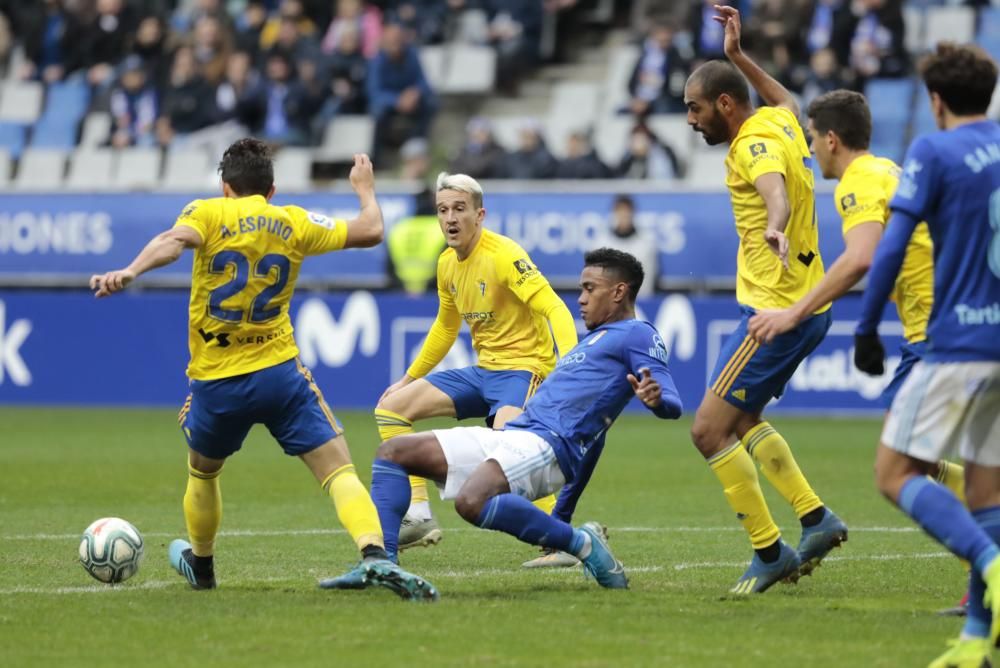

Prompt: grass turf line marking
xmin=7 ymin=526 xmax=920 ymax=541
xmin=672 ymin=552 xmax=951 ymax=571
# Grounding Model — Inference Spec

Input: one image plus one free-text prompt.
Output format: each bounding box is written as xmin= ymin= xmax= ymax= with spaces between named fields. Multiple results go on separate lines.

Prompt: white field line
xmin=5 ymin=526 xmax=920 ymax=541
xmin=673 ymin=551 xmax=951 ymax=571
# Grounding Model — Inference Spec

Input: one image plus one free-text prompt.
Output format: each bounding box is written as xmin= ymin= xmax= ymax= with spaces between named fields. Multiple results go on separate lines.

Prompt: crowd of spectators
xmin=0 ymin=0 xmax=569 ymax=161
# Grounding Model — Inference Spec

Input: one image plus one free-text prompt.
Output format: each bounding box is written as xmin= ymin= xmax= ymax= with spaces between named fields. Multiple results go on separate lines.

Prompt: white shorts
xmin=882 ymin=361 xmax=1000 ymax=466
xmin=432 ymin=427 xmax=566 ymax=501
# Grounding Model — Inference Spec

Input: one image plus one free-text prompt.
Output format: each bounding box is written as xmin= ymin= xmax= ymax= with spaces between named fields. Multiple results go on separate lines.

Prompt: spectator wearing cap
xmin=367 ymin=22 xmax=437 ymax=160
xmin=157 ymin=45 xmax=217 ymax=146
xmin=109 ymin=54 xmax=158 ymax=148
xmin=503 ymin=119 xmax=558 ymax=180
xmin=615 ymin=122 xmax=679 ymax=181
xmin=448 ymin=117 xmax=508 ymax=179
xmin=627 ymin=20 xmax=688 ymax=117
xmin=555 ymin=130 xmax=610 ymax=179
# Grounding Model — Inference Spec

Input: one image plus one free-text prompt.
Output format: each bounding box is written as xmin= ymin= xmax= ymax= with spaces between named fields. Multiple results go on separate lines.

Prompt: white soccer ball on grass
xmin=79 ymin=517 xmax=144 ymax=584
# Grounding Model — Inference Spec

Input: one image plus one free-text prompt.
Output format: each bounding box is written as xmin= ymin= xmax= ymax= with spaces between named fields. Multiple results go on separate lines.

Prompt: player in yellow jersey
xmin=682 ymin=5 xmax=846 ymax=594
xmin=88 ymin=138 xmax=437 ymax=600
xmin=747 ymin=89 xmax=969 ymax=614
xmin=373 ymin=172 xmax=578 ymax=561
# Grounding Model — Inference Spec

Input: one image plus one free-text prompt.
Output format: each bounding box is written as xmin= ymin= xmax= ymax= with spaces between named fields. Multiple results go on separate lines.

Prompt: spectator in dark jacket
xmin=323 ymin=22 xmax=367 ymax=115
xmin=78 ymin=0 xmax=137 ymax=88
xmin=449 ymin=117 xmax=508 ymax=179
xmin=367 ymin=22 xmax=437 ymax=158
xmin=485 ymin=0 xmax=543 ymax=95
xmin=214 ymin=50 xmax=267 ymax=130
xmin=157 ymin=45 xmax=217 ymax=146
xmin=555 ymin=131 xmax=610 ymax=179
xmin=628 ymin=20 xmax=688 ymax=116
xmin=16 ymin=0 xmax=80 ymax=83
xmin=504 ymin=119 xmax=558 ymax=179
xmin=832 ymin=0 xmax=907 ymax=84
xmin=258 ymin=49 xmax=316 ymax=145
xmin=130 ymin=14 xmax=170 ymax=91
xmin=616 ymin=122 xmax=680 ymax=181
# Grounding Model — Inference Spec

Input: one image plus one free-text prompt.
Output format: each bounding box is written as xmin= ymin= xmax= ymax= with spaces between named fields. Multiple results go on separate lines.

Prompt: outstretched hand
xmin=627 ymin=367 xmax=662 ymax=408
xmin=713 ymin=4 xmax=743 ymax=58
xmin=89 ymin=269 xmax=135 ymax=298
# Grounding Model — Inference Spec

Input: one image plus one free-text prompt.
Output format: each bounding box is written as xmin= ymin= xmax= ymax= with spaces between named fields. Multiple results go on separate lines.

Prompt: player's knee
xmin=690 ymin=419 xmax=722 ymax=457
xmin=375 ymin=437 xmax=405 ymax=464
xmin=454 ymin=490 xmax=488 ymax=525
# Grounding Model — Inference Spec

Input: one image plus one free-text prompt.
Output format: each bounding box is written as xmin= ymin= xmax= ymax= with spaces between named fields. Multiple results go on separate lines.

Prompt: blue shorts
xmin=178 ymin=357 xmax=343 ymax=459
xmin=426 ymin=366 xmax=542 ymax=423
xmin=709 ymin=306 xmax=832 ymax=413
xmin=879 ymin=340 xmax=928 ymax=408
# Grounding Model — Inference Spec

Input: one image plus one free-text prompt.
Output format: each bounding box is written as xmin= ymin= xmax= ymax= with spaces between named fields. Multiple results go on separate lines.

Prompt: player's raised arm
xmin=343 ymin=153 xmax=384 ymax=249
xmin=89 ymin=225 xmax=202 ymax=298
xmin=715 ymin=5 xmax=798 ymax=116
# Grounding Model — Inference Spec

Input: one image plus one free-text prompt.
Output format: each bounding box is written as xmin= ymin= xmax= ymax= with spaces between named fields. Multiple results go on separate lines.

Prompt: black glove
xmin=854 ymin=333 xmax=885 ymax=376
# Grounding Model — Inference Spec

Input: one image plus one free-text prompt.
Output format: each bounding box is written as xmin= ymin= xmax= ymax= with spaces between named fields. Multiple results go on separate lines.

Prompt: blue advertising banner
xmin=0 ymin=290 xmax=903 ymax=414
xmin=0 ymin=190 xmax=846 ymax=289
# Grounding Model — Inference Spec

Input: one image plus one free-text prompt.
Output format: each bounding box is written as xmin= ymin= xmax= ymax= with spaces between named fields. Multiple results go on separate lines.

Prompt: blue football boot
xmin=796 ymin=508 xmax=848 ymax=577
xmin=580 ymin=522 xmax=628 ymax=589
xmin=731 ymin=540 xmax=801 ymax=594
xmin=319 ymin=559 xmax=439 ymax=602
xmin=168 ymin=539 xmax=216 ymax=590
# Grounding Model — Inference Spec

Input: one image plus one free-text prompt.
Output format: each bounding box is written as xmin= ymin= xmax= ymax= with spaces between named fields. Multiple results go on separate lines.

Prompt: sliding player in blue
xmin=321 ymin=248 xmax=682 ymax=590
xmin=853 ymin=43 xmax=1000 ymax=667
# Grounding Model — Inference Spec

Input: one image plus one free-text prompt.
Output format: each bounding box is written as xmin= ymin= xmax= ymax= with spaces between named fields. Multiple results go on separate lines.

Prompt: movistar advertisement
xmin=0 ymin=291 xmax=902 ymax=413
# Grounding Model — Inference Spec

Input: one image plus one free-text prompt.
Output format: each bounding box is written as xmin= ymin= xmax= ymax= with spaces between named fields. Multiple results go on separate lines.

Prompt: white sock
xmin=573 ymin=530 xmax=592 ymax=560
xmin=407 ymin=501 xmax=432 ymax=522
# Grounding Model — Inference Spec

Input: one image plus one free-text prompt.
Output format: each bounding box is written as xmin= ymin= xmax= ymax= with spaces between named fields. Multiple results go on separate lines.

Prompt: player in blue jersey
xmin=319 ymin=248 xmax=683 ymax=590
xmin=853 ymin=43 xmax=1000 ymax=667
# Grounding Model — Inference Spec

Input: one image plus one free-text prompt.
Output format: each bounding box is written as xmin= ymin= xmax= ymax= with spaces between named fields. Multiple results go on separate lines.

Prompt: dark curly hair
xmin=218 ymin=137 xmax=274 ymax=197
xmin=807 ymin=90 xmax=872 ymax=151
xmin=584 ymin=247 xmax=645 ymax=300
xmin=919 ymin=42 xmax=998 ymax=117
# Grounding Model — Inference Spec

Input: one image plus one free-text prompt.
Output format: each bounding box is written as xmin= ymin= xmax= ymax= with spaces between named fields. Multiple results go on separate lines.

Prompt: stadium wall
xmin=0 ymin=290 xmax=903 ymax=414
xmin=0 ymin=186 xmax=846 ymax=290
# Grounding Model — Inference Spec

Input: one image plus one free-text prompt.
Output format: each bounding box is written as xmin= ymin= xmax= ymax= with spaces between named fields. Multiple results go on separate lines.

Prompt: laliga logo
xmin=0 ymin=300 xmax=31 ymax=386
xmin=295 ymin=292 xmax=380 ymax=368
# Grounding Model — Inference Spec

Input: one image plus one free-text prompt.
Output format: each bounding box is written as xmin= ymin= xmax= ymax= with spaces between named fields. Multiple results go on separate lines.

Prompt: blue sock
xmin=476 ymin=494 xmax=586 ymax=555
xmin=369 ymin=458 xmax=411 ymax=562
xmin=899 ymin=477 xmax=1000 ymax=572
xmin=964 ymin=506 xmax=1000 ymax=638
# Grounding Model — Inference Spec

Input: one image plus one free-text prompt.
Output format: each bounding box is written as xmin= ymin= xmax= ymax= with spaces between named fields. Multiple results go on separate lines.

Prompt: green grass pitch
xmin=0 ymin=407 xmax=970 ymax=666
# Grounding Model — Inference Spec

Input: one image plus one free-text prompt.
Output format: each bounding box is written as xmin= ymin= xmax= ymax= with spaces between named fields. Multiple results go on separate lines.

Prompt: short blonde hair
xmin=436 ymin=172 xmax=483 ymax=209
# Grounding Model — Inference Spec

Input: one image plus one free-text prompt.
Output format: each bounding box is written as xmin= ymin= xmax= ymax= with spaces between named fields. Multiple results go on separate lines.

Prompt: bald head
xmin=686 ymin=60 xmax=751 ymax=107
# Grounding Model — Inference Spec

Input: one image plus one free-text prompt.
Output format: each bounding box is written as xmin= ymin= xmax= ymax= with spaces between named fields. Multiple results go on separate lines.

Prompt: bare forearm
xmin=728 ymin=49 xmax=798 ymax=115
xmin=790 ymin=252 xmax=868 ymax=321
xmin=765 ymin=196 xmax=790 ymax=234
xmin=126 ymin=232 xmax=187 ymax=277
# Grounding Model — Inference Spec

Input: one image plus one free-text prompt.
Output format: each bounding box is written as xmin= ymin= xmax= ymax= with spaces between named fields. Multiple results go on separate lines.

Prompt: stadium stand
xmin=0 ymin=1 xmax=997 ymax=190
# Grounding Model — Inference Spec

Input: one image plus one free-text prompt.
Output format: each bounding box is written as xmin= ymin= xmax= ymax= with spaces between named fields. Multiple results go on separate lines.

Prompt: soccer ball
xmin=79 ymin=517 xmax=144 ymax=584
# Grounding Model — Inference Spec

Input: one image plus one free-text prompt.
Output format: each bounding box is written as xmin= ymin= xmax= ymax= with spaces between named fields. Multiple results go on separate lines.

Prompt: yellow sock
xmin=374 ymin=407 xmax=414 ymax=440
xmin=322 ymin=464 xmax=384 ymax=551
xmin=708 ymin=443 xmax=781 ymax=549
xmin=533 ymin=494 xmax=557 ymax=514
xmin=936 ymin=460 xmax=966 ymax=505
xmin=373 ymin=408 xmax=431 ymax=503
xmin=743 ymin=421 xmax=823 ymax=519
xmin=183 ymin=465 xmax=222 ymax=557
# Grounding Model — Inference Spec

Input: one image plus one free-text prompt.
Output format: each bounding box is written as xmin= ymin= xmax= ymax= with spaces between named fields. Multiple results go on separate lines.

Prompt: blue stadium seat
xmin=30 ymin=118 xmax=78 ymax=149
xmin=911 ymin=86 xmax=936 ymax=139
xmin=39 ymin=78 xmax=90 ymax=124
xmin=865 ymin=78 xmax=915 ymax=124
xmin=0 ymin=122 xmax=27 ymax=158
xmin=978 ymin=8 xmax=1000 ymax=63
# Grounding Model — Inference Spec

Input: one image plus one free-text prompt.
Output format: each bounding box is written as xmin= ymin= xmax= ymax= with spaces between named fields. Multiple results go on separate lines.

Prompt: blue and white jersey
xmin=861 ymin=121 xmax=1000 ymax=361
xmin=504 ymin=318 xmax=682 ymax=482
